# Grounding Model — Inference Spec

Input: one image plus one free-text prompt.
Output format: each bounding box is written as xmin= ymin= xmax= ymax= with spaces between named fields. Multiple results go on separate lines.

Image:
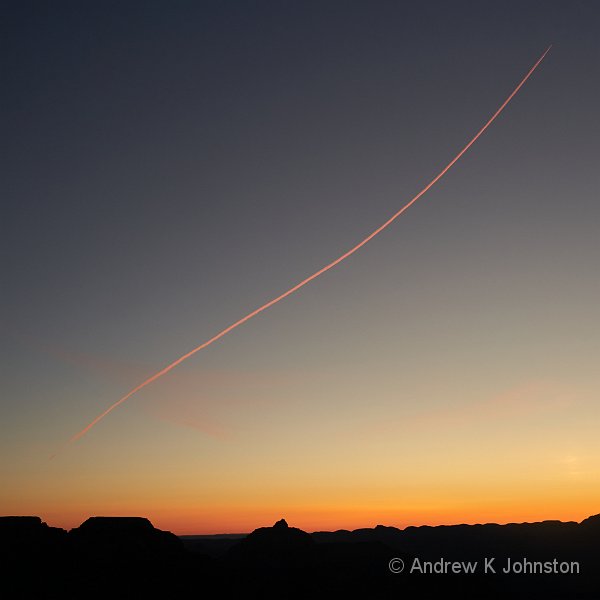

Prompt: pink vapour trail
xmin=60 ymin=46 xmax=551 ymax=453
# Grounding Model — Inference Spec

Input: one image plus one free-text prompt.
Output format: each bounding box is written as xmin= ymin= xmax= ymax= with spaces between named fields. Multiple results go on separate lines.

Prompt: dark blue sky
xmin=2 ymin=1 xmax=599 ymax=530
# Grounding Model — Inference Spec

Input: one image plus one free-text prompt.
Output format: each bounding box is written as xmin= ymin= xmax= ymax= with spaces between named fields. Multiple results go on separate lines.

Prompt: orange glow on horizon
xmin=31 ymin=501 xmax=598 ymax=535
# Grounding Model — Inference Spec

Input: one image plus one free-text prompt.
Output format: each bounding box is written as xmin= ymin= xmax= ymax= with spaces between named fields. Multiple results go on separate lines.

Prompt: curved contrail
xmin=63 ymin=46 xmax=552 ymax=449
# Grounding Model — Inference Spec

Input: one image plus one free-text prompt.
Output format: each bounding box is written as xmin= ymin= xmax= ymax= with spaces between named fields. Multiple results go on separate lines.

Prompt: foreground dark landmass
xmin=1 ymin=514 xmax=599 ymax=598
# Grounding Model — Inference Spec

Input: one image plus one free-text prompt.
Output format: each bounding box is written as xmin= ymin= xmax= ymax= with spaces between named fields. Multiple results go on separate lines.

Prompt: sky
xmin=1 ymin=1 xmax=599 ymax=534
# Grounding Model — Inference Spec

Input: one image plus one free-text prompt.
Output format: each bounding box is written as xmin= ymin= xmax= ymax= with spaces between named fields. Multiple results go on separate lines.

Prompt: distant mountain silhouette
xmin=0 ymin=517 xmax=69 ymax=595
xmin=70 ymin=516 xmax=183 ymax=560
xmin=2 ymin=513 xmax=599 ymax=598
xmin=0 ymin=515 xmax=67 ymax=556
xmin=227 ymin=518 xmax=314 ymax=563
xmin=579 ymin=513 xmax=600 ymax=528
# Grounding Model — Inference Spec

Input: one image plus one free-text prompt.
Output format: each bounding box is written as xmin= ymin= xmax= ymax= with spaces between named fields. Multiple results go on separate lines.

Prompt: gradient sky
xmin=2 ymin=1 xmax=599 ymax=534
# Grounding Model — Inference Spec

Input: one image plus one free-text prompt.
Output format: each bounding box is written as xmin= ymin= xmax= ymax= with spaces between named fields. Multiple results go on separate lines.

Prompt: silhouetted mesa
xmin=70 ymin=516 xmax=184 ymax=560
xmin=0 ymin=515 xmax=67 ymax=555
xmin=0 ymin=516 xmax=70 ymax=596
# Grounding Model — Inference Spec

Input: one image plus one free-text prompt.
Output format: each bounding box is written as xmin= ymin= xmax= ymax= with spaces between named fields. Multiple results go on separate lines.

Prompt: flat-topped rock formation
xmin=0 ymin=516 xmax=67 ymax=554
xmin=69 ymin=516 xmax=183 ymax=559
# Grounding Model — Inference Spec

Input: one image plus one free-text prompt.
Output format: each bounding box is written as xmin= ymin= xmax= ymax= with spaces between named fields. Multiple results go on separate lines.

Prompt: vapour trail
xmin=63 ymin=46 xmax=551 ymax=449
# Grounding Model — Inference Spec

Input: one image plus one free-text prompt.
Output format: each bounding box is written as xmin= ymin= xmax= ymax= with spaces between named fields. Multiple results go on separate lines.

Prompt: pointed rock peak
xmin=273 ymin=518 xmax=288 ymax=529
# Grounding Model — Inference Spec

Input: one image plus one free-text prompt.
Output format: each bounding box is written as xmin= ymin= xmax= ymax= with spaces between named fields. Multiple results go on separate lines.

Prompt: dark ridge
xmin=1 ymin=514 xmax=599 ymax=598
xmin=0 ymin=515 xmax=67 ymax=550
xmin=76 ymin=516 xmax=154 ymax=531
xmin=0 ymin=515 xmax=65 ymax=533
xmin=580 ymin=513 xmax=600 ymax=527
xmin=69 ymin=515 xmax=184 ymax=560
xmin=226 ymin=518 xmax=315 ymax=566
